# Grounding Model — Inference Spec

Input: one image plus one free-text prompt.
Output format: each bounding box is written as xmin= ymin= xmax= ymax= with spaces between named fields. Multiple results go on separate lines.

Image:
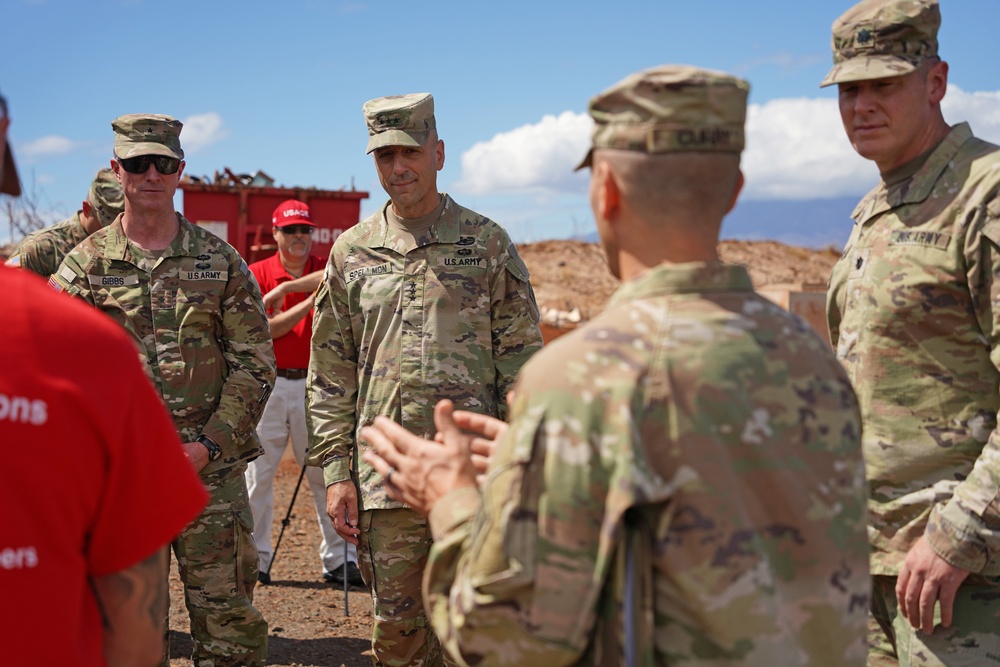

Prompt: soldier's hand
xmin=451 ymin=410 xmax=508 ymax=486
xmin=326 ymin=481 xmax=360 ymax=545
xmin=896 ymin=536 xmax=970 ymax=633
xmin=361 ymin=399 xmax=478 ymax=515
xmin=181 ymin=441 xmax=209 ymax=473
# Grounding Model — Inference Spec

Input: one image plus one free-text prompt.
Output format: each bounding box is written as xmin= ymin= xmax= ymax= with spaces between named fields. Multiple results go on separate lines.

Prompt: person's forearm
xmin=91 ymin=548 xmax=169 ymax=667
xmin=283 ymin=270 xmax=323 ymax=296
xmin=268 ymin=295 xmax=314 ymax=339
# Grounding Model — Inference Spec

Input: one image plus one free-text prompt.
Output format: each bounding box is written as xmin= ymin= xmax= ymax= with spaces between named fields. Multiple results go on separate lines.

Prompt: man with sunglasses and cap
xmin=245 ymin=199 xmax=361 ymax=588
xmin=52 ymin=113 xmax=276 ymax=666
xmin=8 ymin=167 xmax=123 ymax=277
xmin=306 ymin=92 xmax=543 ymax=666
xmin=823 ymin=1 xmax=1000 ymax=664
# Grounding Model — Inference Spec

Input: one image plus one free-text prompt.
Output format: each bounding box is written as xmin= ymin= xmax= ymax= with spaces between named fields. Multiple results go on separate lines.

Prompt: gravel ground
xmin=167 ymin=448 xmax=374 ymax=667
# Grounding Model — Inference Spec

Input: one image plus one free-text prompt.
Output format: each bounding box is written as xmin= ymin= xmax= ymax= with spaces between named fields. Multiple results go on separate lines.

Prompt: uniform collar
xmin=104 ymin=212 xmax=193 ymax=264
xmin=371 ymin=193 xmax=460 ymax=252
xmin=852 ymin=122 xmax=973 ymax=224
xmin=606 ymin=261 xmax=754 ymax=310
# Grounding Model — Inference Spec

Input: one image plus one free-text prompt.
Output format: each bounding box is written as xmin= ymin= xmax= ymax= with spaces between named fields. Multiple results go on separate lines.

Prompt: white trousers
xmin=245 ymin=375 xmax=356 ymax=574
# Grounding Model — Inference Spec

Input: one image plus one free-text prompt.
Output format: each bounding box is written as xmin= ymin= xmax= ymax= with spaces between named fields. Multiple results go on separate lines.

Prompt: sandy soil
xmin=167 ymin=447 xmax=373 ymax=667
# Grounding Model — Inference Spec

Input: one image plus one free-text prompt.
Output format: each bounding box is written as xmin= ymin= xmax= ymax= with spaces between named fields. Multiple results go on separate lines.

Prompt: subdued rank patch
xmin=182 ymin=270 xmax=227 ymax=281
xmin=889 ymin=230 xmax=951 ymax=248
xmin=442 ymin=256 xmax=484 ymax=267
xmin=346 ymin=262 xmax=392 ymax=283
xmin=88 ymin=274 xmax=140 ymax=287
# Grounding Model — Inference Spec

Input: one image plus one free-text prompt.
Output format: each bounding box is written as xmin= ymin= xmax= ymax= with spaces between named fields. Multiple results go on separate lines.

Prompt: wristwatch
xmin=197 ymin=434 xmax=223 ymax=462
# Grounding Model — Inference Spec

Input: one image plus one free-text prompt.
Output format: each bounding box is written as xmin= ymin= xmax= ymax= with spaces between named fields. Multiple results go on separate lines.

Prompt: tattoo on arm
xmin=90 ymin=547 xmax=169 ymax=665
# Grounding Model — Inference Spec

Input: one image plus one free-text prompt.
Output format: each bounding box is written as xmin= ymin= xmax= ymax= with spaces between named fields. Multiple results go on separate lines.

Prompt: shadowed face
xmin=837 ymin=60 xmax=947 ymax=172
xmin=373 ymin=135 xmax=445 ymax=219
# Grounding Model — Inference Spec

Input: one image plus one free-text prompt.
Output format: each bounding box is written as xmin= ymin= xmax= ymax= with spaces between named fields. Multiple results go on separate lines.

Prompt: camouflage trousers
xmin=358 ymin=507 xmax=456 ymax=667
xmin=869 ymin=574 xmax=1000 ymax=666
xmin=164 ymin=463 xmax=268 ymax=667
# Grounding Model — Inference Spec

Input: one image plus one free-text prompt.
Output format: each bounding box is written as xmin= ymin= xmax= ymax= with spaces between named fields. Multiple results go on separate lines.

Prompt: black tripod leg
xmin=263 ymin=460 xmax=308 ymax=583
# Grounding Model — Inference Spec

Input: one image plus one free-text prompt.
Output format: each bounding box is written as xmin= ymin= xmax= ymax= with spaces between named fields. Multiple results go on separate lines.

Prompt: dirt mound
xmin=518 ymin=238 xmax=839 ymax=324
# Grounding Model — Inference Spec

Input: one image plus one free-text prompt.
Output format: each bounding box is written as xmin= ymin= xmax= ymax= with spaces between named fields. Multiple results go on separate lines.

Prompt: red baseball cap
xmin=272 ymin=199 xmax=316 ymax=228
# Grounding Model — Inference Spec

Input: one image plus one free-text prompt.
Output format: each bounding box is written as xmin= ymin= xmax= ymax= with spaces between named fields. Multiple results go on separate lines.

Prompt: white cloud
xmin=19 ymin=135 xmax=84 ymax=159
xmin=742 ymin=97 xmax=875 ymax=199
xmin=456 ymin=84 xmax=1000 ymax=202
xmin=180 ymin=112 xmax=229 ymax=154
xmin=942 ymin=86 xmax=1000 ymax=143
xmin=454 ymin=111 xmax=591 ymax=195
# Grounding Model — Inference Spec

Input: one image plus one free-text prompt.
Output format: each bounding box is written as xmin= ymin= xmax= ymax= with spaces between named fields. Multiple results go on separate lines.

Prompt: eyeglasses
xmin=117 ymin=155 xmax=181 ymax=175
xmin=277 ymin=225 xmax=314 ymax=235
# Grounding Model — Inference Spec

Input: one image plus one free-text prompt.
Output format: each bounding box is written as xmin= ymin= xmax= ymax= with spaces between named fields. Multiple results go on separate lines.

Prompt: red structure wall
xmin=180 ymin=182 xmax=369 ymax=263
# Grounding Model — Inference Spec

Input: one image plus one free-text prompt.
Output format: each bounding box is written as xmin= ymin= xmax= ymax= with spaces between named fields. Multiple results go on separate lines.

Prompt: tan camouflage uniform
xmin=822 ymin=1 xmax=1000 ymax=665
xmin=827 ymin=124 xmax=1000 ymax=664
xmin=307 ymin=191 xmax=543 ymax=665
xmin=425 ymin=261 xmax=870 ymax=666
xmin=9 ymin=167 xmax=123 ymax=277
xmin=11 ymin=213 xmax=90 ymax=276
xmin=53 ymin=214 xmax=276 ymax=666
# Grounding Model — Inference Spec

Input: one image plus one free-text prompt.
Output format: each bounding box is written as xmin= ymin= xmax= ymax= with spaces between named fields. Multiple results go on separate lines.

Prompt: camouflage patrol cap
xmin=363 ymin=93 xmax=436 ymax=154
xmin=820 ymin=0 xmax=940 ymax=88
xmin=88 ymin=167 xmax=124 ymax=228
xmin=112 ymin=113 xmax=184 ymax=160
xmin=575 ymin=64 xmax=748 ymax=170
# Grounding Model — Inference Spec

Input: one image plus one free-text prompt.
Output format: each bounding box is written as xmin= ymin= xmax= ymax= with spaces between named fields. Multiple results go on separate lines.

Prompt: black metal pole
xmin=263 ymin=459 xmax=308 ymax=583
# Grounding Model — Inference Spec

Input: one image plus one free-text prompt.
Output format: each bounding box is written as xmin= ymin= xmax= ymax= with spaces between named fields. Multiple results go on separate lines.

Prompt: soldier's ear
xmin=725 ymin=170 xmax=745 ymax=215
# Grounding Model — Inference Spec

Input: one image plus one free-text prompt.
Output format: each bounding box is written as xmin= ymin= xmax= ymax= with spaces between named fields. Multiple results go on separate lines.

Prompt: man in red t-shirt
xmin=0 ymin=265 xmax=207 ymax=666
xmin=246 ymin=199 xmax=360 ymax=585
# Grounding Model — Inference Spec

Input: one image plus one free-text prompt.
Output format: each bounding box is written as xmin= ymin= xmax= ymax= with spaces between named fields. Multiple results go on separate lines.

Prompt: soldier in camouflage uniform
xmin=8 ymin=167 xmax=123 ymax=276
xmin=359 ymin=65 xmax=871 ymax=666
xmin=306 ymin=92 xmax=543 ymax=666
xmin=822 ymin=1 xmax=1000 ymax=665
xmin=51 ymin=114 xmax=276 ymax=667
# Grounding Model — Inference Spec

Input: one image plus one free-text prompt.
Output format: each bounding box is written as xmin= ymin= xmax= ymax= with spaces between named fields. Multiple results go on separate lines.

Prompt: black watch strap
xmin=197 ymin=435 xmax=223 ymax=462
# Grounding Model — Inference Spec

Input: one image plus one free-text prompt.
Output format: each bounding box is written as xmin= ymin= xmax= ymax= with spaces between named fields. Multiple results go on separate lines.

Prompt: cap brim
xmin=1 ymin=143 xmax=21 ymax=197
xmin=366 ymin=129 xmax=429 ymax=154
xmin=574 ymin=148 xmax=593 ymax=172
xmin=114 ymin=142 xmax=184 ymax=160
xmin=820 ymin=56 xmax=919 ymax=88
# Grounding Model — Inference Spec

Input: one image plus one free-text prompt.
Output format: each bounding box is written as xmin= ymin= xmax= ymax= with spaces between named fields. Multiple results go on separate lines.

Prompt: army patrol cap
xmin=363 ymin=93 xmax=437 ymax=154
xmin=820 ymin=0 xmax=940 ymax=88
xmin=88 ymin=167 xmax=125 ymax=228
xmin=576 ymin=64 xmax=748 ymax=170
xmin=112 ymin=113 xmax=184 ymax=160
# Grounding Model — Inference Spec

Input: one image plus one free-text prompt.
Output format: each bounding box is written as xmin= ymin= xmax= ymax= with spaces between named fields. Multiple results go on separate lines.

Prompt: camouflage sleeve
xmin=424 ymin=397 xmax=602 ymax=665
xmin=199 ymin=258 xmax=276 ymax=455
xmin=50 ymin=250 xmax=97 ymax=305
xmin=490 ymin=243 xmax=543 ymax=420
xmin=306 ymin=258 xmax=360 ymax=486
xmin=927 ymin=203 xmax=1000 ymax=571
xmin=12 ymin=235 xmax=56 ymax=277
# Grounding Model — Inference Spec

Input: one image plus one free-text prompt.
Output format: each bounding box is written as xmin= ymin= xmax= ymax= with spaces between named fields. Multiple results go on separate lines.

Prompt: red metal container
xmin=180 ymin=175 xmax=368 ymax=263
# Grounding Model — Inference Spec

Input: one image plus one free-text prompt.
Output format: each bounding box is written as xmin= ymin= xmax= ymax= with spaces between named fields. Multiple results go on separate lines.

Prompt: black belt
xmin=276 ymin=368 xmax=308 ymax=380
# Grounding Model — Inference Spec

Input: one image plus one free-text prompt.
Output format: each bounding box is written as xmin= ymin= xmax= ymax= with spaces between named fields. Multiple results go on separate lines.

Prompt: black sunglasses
xmin=277 ymin=225 xmax=314 ymax=235
xmin=117 ymin=155 xmax=181 ymax=175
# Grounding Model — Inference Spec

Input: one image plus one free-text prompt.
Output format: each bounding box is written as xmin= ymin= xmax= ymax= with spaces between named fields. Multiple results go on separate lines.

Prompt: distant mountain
xmin=581 ymin=196 xmax=859 ymax=250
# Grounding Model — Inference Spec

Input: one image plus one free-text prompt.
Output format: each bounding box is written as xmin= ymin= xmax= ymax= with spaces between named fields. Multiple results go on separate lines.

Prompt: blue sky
xmin=2 ymin=0 xmax=999 ymax=246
